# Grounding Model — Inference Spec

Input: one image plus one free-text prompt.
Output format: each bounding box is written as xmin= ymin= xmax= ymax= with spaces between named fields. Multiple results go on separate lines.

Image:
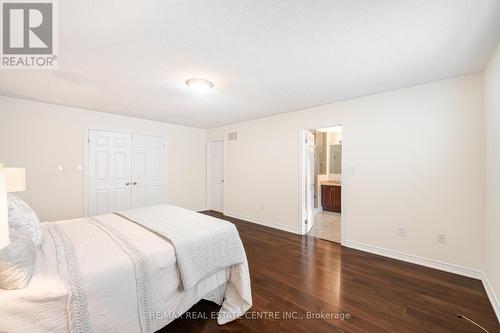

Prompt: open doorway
xmin=301 ymin=126 xmax=343 ymax=243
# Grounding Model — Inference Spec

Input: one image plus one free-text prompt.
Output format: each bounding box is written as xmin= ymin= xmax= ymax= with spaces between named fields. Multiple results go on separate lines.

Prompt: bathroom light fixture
xmin=185 ymin=78 xmax=214 ymax=93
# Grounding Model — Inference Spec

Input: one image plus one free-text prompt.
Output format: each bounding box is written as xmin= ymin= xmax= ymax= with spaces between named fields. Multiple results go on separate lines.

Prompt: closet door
xmin=131 ymin=135 xmax=165 ymax=208
xmin=207 ymin=140 xmax=224 ymax=213
xmin=88 ymin=130 xmax=132 ymax=215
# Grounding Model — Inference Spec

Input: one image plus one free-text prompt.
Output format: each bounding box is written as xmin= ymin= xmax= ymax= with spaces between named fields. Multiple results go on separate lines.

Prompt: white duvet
xmin=0 ymin=207 xmax=252 ymax=333
xmin=116 ymin=205 xmax=247 ymax=291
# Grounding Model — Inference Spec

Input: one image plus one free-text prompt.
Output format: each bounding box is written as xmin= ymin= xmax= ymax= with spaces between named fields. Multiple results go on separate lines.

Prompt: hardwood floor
xmin=158 ymin=211 xmax=499 ymax=333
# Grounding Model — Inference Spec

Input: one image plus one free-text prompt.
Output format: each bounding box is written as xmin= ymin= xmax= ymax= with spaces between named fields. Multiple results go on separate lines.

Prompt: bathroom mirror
xmin=329 ymin=144 xmax=342 ymax=174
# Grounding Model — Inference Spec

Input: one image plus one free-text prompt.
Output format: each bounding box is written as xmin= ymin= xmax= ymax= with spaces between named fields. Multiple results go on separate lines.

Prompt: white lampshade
xmin=1 ymin=168 xmax=26 ymax=192
xmin=0 ymin=172 xmax=8 ymax=249
xmin=0 ymin=168 xmax=26 ymax=249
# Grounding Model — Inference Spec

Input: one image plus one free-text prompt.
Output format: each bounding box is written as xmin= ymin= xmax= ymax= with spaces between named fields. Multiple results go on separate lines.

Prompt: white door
xmin=88 ymin=130 xmax=132 ymax=215
xmin=305 ymin=131 xmax=315 ymax=233
xmin=131 ymin=135 xmax=165 ymax=208
xmin=207 ymin=140 xmax=224 ymax=212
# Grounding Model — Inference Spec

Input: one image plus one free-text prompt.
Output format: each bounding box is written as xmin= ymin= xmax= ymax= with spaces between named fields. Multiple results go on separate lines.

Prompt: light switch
xmin=76 ymin=164 xmax=83 ymax=172
xmin=397 ymin=227 xmax=407 ymax=237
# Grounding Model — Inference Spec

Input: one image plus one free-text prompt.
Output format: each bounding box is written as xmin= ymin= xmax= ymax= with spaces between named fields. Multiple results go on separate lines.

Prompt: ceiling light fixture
xmin=185 ymin=78 xmax=214 ymax=93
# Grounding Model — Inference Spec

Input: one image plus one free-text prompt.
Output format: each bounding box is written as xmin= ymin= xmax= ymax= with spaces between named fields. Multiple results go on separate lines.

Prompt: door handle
xmin=132 ymin=182 xmax=137 ymax=185
xmin=126 ymin=182 xmax=130 ymax=186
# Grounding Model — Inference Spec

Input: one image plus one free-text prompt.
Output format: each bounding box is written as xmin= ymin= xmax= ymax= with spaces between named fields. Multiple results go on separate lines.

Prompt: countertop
xmin=320 ymin=181 xmax=342 ymax=186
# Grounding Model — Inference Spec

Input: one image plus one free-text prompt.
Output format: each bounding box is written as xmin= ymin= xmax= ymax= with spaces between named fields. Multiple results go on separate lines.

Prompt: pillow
xmin=0 ymin=229 xmax=35 ymax=290
xmin=7 ymin=194 xmax=43 ymax=249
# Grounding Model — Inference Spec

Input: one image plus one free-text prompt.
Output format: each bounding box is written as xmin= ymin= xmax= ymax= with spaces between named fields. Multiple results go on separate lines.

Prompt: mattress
xmin=0 ymin=213 xmax=247 ymax=332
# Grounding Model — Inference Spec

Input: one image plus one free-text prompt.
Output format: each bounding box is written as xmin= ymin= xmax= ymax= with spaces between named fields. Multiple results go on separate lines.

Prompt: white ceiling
xmin=1 ymin=1 xmax=500 ymax=128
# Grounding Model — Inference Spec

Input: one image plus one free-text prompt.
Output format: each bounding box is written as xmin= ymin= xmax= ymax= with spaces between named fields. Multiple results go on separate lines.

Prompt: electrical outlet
xmin=397 ymin=227 xmax=407 ymax=237
xmin=438 ymin=234 xmax=446 ymax=244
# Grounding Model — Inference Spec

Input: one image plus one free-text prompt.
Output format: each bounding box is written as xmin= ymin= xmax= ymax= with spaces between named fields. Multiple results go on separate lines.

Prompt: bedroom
xmin=1 ymin=1 xmax=500 ymax=332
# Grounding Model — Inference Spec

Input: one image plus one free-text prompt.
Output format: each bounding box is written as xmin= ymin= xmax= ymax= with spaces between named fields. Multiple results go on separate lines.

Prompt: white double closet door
xmin=88 ymin=130 xmax=165 ymax=216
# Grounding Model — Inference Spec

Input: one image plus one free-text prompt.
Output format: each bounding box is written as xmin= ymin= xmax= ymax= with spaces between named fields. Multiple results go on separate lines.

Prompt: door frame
xmin=83 ymin=126 xmax=167 ymax=217
xmin=298 ymin=123 xmax=347 ymax=245
xmin=304 ymin=130 xmax=316 ymax=233
xmin=206 ymin=138 xmax=225 ymax=213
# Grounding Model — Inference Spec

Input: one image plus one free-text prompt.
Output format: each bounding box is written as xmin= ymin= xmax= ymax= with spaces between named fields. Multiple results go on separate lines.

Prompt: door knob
xmin=126 ymin=182 xmax=130 ymax=186
xmin=132 ymin=182 xmax=137 ymax=185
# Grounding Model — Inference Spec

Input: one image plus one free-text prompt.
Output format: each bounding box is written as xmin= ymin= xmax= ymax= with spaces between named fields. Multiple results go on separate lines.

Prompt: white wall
xmin=485 ymin=43 xmax=500 ymax=311
xmin=0 ymin=72 xmax=492 ymax=281
xmin=208 ymin=74 xmax=485 ymax=270
xmin=0 ymin=96 xmax=206 ymax=221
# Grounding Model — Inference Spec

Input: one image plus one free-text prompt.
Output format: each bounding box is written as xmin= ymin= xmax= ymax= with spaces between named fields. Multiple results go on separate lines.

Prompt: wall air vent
xmin=227 ymin=132 xmax=238 ymax=141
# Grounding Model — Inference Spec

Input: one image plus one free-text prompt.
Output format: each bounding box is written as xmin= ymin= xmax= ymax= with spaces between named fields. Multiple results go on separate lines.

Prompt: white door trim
xmin=298 ymin=123 xmax=347 ymax=245
xmin=84 ymin=126 xmax=167 ymax=217
xmin=206 ymin=138 xmax=225 ymax=213
xmin=304 ymin=130 xmax=315 ymax=233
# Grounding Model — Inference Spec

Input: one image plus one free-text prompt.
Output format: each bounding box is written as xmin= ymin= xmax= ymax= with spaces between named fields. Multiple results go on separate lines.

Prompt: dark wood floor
xmin=159 ymin=211 xmax=499 ymax=333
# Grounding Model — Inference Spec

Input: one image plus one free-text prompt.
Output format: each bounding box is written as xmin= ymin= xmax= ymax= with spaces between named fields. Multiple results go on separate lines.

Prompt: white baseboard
xmin=481 ymin=273 xmax=500 ymax=322
xmin=344 ymin=240 xmax=483 ymax=279
xmin=223 ymin=210 xmax=300 ymax=234
xmin=344 ymin=240 xmax=499 ymax=323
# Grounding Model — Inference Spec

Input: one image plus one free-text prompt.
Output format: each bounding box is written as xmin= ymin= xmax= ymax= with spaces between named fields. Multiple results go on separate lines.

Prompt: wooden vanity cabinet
xmin=321 ymin=185 xmax=341 ymax=213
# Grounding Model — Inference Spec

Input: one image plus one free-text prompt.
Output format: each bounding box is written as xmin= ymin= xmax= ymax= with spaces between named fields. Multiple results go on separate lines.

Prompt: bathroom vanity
xmin=321 ymin=181 xmax=341 ymax=213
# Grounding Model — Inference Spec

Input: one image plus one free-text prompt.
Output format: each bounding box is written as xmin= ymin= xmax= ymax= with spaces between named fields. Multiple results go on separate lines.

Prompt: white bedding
xmin=116 ymin=205 xmax=246 ymax=290
xmin=0 ymin=209 xmax=252 ymax=333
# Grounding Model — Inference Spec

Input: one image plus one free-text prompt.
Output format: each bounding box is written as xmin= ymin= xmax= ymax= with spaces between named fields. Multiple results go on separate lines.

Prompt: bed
xmin=0 ymin=204 xmax=252 ymax=333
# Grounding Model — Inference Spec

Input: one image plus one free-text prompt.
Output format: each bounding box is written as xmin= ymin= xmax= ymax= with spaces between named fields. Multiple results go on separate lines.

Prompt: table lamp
xmin=0 ymin=167 xmax=26 ymax=249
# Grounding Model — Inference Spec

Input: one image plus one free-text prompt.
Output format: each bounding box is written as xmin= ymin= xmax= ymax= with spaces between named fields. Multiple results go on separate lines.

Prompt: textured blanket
xmin=116 ymin=205 xmax=246 ymax=290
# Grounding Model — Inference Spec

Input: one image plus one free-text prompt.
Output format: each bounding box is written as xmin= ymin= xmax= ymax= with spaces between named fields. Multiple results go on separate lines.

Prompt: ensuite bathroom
xmin=307 ymin=126 xmax=342 ymax=243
